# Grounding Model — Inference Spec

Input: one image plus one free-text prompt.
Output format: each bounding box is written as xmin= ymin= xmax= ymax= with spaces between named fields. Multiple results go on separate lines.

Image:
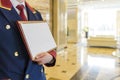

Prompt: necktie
xmin=16 ymin=5 xmax=27 ymax=21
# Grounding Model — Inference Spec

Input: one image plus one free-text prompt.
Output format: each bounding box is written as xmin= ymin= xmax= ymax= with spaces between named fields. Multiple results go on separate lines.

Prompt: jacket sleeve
xmin=45 ymin=50 xmax=57 ymax=67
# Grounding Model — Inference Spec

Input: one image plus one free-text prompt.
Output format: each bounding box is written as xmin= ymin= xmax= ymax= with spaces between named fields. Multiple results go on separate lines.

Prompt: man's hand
xmin=33 ymin=52 xmax=53 ymax=65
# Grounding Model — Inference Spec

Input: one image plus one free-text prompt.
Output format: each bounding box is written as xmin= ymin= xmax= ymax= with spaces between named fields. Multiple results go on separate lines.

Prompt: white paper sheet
xmin=18 ymin=21 xmax=56 ymax=59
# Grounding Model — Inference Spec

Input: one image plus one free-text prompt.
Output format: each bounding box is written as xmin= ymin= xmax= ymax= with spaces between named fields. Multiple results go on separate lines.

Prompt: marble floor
xmin=45 ymin=42 xmax=120 ymax=80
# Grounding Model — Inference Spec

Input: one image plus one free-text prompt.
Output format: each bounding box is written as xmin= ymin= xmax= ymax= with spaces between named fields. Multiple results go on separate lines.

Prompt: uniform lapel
xmin=0 ymin=0 xmax=21 ymax=23
xmin=26 ymin=6 xmax=36 ymax=20
xmin=0 ymin=7 xmax=21 ymax=23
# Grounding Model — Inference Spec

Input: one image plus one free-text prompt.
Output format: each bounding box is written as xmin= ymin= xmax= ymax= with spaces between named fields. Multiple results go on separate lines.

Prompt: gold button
xmin=25 ymin=74 xmax=30 ymax=79
xmin=14 ymin=52 xmax=19 ymax=57
xmin=6 ymin=25 xmax=11 ymax=30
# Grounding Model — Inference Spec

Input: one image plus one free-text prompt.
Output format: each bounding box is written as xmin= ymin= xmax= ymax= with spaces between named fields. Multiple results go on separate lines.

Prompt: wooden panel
xmin=53 ymin=0 xmax=68 ymax=51
xmin=67 ymin=7 xmax=80 ymax=43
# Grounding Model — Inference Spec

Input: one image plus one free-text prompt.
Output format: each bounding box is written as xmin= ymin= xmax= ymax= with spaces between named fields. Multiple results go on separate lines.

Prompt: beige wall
xmin=116 ymin=11 xmax=120 ymax=40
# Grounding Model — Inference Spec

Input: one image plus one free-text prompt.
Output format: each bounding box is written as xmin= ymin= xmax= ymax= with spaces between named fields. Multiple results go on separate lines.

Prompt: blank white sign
xmin=17 ymin=21 xmax=56 ymax=59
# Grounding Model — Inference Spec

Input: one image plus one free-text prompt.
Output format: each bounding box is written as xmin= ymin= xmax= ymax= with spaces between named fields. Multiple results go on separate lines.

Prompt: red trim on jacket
xmin=0 ymin=0 xmax=12 ymax=10
xmin=25 ymin=2 xmax=36 ymax=13
xmin=48 ymin=50 xmax=56 ymax=58
xmin=0 ymin=0 xmax=36 ymax=13
xmin=46 ymin=50 xmax=56 ymax=67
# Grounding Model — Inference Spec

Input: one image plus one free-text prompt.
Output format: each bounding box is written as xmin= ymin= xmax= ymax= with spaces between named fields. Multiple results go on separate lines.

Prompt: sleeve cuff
xmin=45 ymin=50 xmax=57 ymax=67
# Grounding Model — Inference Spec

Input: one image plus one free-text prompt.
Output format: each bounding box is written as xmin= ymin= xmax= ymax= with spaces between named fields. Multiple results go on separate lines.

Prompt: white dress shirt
xmin=10 ymin=0 xmax=28 ymax=19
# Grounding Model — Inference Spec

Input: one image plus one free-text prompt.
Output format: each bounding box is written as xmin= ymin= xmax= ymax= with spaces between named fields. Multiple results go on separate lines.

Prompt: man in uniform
xmin=0 ymin=0 xmax=56 ymax=80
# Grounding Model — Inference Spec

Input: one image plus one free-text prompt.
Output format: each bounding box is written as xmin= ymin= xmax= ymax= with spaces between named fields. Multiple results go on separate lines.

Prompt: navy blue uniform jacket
xmin=0 ymin=0 xmax=56 ymax=80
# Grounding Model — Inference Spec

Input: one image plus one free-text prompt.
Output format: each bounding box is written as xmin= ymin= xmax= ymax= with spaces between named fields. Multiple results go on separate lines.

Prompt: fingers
xmin=33 ymin=52 xmax=53 ymax=65
xmin=35 ymin=52 xmax=46 ymax=59
xmin=33 ymin=52 xmax=46 ymax=64
xmin=32 ymin=52 xmax=45 ymax=60
xmin=33 ymin=57 xmax=44 ymax=64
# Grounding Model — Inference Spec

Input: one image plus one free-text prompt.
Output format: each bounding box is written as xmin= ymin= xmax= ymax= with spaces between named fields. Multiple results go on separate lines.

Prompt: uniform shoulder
xmin=26 ymin=2 xmax=37 ymax=14
xmin=0 ymin=0 xmax=12 ymax=10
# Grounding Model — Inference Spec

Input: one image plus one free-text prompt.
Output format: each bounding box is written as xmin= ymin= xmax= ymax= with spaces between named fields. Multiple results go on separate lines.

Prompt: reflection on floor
xmin=45 ymin=43 xmax=120 ymax=80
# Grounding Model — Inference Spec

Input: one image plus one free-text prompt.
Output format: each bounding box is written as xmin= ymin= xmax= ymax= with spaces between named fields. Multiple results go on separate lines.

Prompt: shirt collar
xmin=10 ymin=0 xmax=25 ymax=8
